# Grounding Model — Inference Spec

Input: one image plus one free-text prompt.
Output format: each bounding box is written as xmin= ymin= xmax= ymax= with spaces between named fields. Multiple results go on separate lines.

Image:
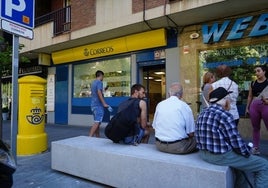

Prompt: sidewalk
xmin=2 ymin=120 xmax=268 ymax=187
xmin=2 ymin=121 xmax=110 ymax=188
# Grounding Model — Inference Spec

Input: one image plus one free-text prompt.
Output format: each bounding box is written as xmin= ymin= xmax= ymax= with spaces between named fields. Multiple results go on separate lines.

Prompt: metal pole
xmin=11 ymin=35 xmax=19 ymax=162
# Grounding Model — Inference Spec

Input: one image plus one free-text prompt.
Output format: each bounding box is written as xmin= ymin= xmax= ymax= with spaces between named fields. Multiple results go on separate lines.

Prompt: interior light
xmin=144 ymin=76 xmax=154 ymax=80
xmin=154 ymin=71 xmax=165 ymax=75
xmin=154 ymin=79 xmax=162 ymax=82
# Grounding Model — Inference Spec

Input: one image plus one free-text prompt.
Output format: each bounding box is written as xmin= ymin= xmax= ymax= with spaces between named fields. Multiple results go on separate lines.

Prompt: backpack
xmin=105 ymin=98 xmax=140 ymax=143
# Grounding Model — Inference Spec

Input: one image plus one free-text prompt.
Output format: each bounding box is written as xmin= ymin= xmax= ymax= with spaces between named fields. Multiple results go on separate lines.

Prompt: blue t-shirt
xmin=91 ymin=79 xmax=103 ymax=107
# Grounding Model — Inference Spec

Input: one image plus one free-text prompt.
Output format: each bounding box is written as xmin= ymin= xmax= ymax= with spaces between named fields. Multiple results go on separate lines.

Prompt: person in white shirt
xmin=152 ymin=82 xmax=197 ymax=154
xmin=212 ymin=65 xmax=239 ymax=125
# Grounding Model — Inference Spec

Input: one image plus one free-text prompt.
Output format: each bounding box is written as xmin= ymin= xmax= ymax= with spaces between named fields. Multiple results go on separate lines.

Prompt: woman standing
xmin=212 ymin=65 xmax=239 ymax=125
xmin=201 ymin=72 xmax=215 ymax=109
xmin=246 ymin=65 xmax=268 ymax=155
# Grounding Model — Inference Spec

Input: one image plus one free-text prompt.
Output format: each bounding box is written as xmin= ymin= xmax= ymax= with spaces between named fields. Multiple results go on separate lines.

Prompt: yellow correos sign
xmin=52 ymin=28 xmax=166 ymax=64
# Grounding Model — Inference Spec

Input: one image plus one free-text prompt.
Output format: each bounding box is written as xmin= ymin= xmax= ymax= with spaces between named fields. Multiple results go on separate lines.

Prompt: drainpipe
xmin=164 ymin=0 xmax=179 ymax=28
xmin=143 ymin=0 xmax=153 ymax=29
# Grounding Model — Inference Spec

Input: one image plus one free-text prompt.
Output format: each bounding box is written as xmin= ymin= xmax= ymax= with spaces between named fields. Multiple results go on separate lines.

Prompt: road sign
xmin=1 ymin=0 xmax=35 ymax=29
xmin=1 ymin=19 xmax=33 ymax=39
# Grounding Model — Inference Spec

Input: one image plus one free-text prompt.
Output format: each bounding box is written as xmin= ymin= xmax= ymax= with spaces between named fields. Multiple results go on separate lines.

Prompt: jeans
xmin=200 ymin=150 xmax=268 ymax=188
xmin=124 ymin=127 xmax=144 ymax=145
xmin=91 ymin=106 xmax=104 ymax=123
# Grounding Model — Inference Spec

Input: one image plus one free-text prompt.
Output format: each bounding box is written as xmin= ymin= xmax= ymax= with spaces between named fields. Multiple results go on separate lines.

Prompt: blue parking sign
xmin=1 ymin=0 xmax=35 ymax=29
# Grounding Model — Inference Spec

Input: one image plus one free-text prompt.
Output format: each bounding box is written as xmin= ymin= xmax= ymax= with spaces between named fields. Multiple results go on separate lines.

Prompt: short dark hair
xmin=95 ymin=70 xmax=104 ymax=78
xmin=131 ymin=84 xmax=145 ymax=95
xmin=215 ymin=65 xmax=232 ymax=78
xmin=255 ymin=65 xmax=268 ymax=77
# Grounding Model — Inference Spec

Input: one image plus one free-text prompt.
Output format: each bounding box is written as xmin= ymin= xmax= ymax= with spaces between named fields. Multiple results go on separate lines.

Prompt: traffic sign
xmin=1 ymin=0 xmax=35 ymax=29
xmin=1 ymin=19 xmax=34 ymax=39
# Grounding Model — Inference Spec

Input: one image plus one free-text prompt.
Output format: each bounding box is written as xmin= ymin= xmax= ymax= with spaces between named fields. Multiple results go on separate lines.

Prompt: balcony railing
xmin=35 ymin=6 xmax=71 ymax=36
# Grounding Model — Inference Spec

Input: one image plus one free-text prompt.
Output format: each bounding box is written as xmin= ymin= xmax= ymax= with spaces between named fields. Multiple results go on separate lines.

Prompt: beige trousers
xmin=155 ymin=137 xmax=197 ymax=154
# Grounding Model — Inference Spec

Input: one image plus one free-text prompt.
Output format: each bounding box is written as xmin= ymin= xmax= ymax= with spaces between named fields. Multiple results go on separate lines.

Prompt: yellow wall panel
xmin=52 ymin=28 xmax=166 ymax=64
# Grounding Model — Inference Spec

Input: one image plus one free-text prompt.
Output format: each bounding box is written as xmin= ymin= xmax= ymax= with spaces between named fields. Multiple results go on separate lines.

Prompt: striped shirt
xmin=195 ymin=104 xmax=250 ymax=156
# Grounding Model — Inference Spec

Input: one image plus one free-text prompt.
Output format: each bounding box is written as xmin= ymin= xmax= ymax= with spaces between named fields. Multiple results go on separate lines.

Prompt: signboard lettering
xmin=202 ymin=13 xmax=268 ymax=43
xmin=5 ymin=0 xmax=26 ymax=17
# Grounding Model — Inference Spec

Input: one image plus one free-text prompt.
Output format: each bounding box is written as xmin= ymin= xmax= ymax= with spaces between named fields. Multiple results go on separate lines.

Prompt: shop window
xmin=199 ymin=43 xmax=268 ymax=116
xmin=73 ymin=57 xmax=131 ymax=98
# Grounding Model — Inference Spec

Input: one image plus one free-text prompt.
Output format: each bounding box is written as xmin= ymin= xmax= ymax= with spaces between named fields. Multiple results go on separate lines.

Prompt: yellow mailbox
xmin=17 ymin=75 xmax=47 ymax=155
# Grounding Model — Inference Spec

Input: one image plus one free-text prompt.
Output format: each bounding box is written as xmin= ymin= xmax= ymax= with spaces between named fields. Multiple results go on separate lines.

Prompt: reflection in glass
xmin=199 ymin=43 xmax=268 ymax=115
xmin=73 ymin=57 xmax=131 ymax=98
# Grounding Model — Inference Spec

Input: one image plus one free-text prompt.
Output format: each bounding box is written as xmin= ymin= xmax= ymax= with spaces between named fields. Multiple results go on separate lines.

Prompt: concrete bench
xmin=51 ymin=136 xmax=233 ymax=188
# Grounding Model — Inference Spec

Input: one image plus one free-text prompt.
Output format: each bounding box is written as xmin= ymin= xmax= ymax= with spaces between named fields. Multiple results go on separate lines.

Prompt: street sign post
xmin=0 ymin=0 xmax=35 ymax=161
xmin=11 ymin=35 xmax=19 ymax=162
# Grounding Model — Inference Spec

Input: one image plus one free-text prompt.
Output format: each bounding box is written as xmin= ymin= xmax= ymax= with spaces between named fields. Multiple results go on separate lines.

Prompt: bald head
xmin=169 ymin=82 xmax=183 ymax=98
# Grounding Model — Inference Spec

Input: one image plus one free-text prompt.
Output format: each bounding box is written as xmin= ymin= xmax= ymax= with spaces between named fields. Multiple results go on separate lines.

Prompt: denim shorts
xmin=123 ymin=127 xmax=145 ymax=144
xmin=91 ymin=106 xmax=104 ymax=123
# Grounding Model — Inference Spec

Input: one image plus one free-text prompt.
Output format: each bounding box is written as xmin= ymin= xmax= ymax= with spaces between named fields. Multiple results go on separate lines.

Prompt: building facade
xmin=19 ymin=0 xmax=268 ymax=126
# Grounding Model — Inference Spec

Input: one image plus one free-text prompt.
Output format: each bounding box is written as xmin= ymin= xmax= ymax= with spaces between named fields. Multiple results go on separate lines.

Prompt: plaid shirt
xmin=195 ymin=104 xmax=250 ymax=157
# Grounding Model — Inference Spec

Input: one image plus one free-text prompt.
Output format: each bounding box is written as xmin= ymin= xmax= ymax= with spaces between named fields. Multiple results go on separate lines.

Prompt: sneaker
xmin=251 ymin=147 xmax=260 ymax=155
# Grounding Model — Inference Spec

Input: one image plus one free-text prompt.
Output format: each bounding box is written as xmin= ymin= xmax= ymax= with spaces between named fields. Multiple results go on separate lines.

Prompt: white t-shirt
xmin=202 ymin=83 xmax=212 ymax=108
xmin=152 ymin=96 xmax=195 ymax=141
xmin=212 ymin=77 xmax=239 ymax=120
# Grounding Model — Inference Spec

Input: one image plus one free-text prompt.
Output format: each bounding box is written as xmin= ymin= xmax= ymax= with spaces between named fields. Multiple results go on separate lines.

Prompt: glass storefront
xmin=199 ymin=43 xmax=268 ymax=115
xmin=73 ymin=56 xmax=131 ymax=98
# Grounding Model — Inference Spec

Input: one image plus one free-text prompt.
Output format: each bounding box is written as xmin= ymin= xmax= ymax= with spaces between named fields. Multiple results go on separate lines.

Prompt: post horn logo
xmin=26 ymin=107 xmax=44 ymax=125
xmin=84 ymin=48 xmax=89 ymax=56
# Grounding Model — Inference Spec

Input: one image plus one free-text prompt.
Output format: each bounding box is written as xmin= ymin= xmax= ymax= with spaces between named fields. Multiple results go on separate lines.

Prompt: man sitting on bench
xmin=196 ymin=87 xmax=268 ymax=188
xmin=152 ymin=82 xmax=197 ymax=154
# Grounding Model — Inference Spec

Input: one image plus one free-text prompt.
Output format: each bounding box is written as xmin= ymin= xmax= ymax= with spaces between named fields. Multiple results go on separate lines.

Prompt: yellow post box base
xmin=17 ymin=133 xmax=48 ymax=156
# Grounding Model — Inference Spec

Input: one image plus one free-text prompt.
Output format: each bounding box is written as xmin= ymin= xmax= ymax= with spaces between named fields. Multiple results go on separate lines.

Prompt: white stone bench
xmin=51 ymin=136 xmax=233 ymax=188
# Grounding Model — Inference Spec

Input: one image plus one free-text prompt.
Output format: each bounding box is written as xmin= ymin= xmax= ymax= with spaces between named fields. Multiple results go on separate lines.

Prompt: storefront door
xmin=55 ymin=65 xmax=68 ymax=124
xmin=142 ymin=64 xmax=166 ymax=121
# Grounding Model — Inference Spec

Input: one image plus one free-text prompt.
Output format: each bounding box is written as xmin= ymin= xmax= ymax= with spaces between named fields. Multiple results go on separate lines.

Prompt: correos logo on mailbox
xmin=26 ymin=97 xmax=44 ymax=125
xmin=26 ymin=107 xmax=44 ymax=125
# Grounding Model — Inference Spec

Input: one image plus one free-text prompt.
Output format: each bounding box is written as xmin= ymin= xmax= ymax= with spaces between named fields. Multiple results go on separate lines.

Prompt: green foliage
xmin=0 ymin=37 xmax=12 ymax=71
xmin=0 ymin=36 xmax=30 ymax=76
xmin=199 ymin=45 xmax=265 ymax=89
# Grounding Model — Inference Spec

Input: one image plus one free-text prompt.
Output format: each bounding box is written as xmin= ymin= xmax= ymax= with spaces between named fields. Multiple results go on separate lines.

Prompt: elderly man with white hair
xmin=196 ymin=87 xmax=268 ymax=188
xmin=152 ymin=82 xmax=197 ymax=154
